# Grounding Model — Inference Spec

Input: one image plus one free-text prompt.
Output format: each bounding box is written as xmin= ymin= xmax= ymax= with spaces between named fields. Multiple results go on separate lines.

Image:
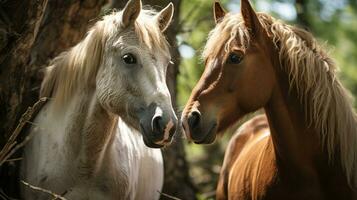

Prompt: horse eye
xmin=122 ymin=53 xmax=137 ymax=65
xmin=227 ymin=53 xmax=243 ymax=64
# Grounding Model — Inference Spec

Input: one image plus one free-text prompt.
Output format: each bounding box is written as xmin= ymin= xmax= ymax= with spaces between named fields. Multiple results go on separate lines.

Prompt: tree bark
xmin=0 ymin=0 xmax=105 ymax=197
xmin=0 ymin=0 xmax=48 ymax=196
xmin=0 ymin=0 xmax=48 ymax=152
xmin=110 ymin=0 xmax=196 ymax=199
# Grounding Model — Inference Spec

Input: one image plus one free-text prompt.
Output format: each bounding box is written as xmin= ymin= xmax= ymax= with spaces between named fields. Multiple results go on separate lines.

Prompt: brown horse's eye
xmin=227 ymin=53 xmax=242 ymax=64
xmin=122 ymin=53 xmax=137 ymax=65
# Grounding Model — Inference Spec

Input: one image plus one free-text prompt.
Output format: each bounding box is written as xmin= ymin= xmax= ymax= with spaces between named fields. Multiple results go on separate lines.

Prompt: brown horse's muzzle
xmin=182 ymin=109 xmax=218 ymax=144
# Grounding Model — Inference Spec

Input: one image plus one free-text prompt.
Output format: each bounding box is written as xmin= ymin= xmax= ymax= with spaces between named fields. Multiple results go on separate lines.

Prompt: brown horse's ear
xmin=155 ymin=3 xmax=174 ymax=32
xmin=122 ymin=0 xmax=142 ymax=28
xmin=241 ymin=0 xmax=263 ymax=36
xmin=213 ymin=1 xmax=226 ymax=24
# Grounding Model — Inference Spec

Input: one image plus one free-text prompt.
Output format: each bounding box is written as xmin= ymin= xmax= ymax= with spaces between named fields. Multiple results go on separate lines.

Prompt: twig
xmin=1 ymin=127 xmax=38 ymax=166
xmin=0 ymin=97 xmax=48 ymax=166
xmin=4 ymin=157 xmax=23 ymax=162
xmin=157 ymin=191 xmax=182 ymax=200
xmin=0 ymin=193 xmax=7 ymax=200
xmin=201 ymin=190 xmax=216 ymax=199
xmin=0 ymin=192 xmax=7 ymax=200
xmin=21 ymin=180 xmax=67 ymax=200
xmin=0 ymin=189 xmax=18 ymax=200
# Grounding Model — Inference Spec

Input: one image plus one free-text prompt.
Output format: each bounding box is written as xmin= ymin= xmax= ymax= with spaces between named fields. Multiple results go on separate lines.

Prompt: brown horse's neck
xmin=262 ymin=66 xmax=356 ymax=197
xmin=263 ymin=51 xmax=323 ymax=182
xmin=264 ymin=78 xmax=321 ymax=169
xmin=260 ymin=40 xmax=356 ymax=197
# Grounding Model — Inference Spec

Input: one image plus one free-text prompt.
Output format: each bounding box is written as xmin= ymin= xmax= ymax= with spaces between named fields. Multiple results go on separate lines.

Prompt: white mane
xmin=40 ymin=9 xmax=170 ymax=108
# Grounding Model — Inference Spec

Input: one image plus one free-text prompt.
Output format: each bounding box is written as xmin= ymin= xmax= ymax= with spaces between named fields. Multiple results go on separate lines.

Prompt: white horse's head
xmin=97 ymin=0 xmax=177 ymax=148
xmin=41 ymin=0 xmax=177 ymax=148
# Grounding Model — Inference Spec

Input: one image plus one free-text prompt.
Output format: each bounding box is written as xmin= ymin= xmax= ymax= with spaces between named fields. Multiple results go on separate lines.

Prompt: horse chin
xmin=193 ymin=124 xmax=218 ymax=144
xmin=142 ymin=136 xmax=165 ymax=148
xmin=194 ymin=135 xmax=216 ymax=144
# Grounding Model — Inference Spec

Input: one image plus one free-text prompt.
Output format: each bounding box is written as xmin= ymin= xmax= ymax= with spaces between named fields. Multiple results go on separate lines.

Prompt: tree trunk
xmin=22 ymin=0 xmax=107 ymax=136
xmin=0 ymin=0 xmax=48 ymax=153
xmin=0 ymin=0 xmax=105 ymax=197
xmin=295 ymin=0 xmax=311 ymax=29
xmin=110 ymin=1 xmax=196 ymax=199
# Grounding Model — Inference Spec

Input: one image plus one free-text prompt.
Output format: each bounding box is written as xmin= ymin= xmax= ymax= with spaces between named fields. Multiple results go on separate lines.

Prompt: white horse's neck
xmin=53 ymin=90 xmax=118 ymax=177
xmin=23 ymin=90 xmax=164 ymax=199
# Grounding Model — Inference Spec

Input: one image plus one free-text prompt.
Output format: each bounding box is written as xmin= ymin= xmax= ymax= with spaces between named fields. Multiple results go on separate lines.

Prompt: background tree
xmin=0 ymin=0 xmax=108 ymax=197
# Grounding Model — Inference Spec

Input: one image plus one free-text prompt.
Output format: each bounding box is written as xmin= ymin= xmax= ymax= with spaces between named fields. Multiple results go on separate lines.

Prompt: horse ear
xmin=241 ymin=0 xmax=263 ymax=36
xmin=213 ymin=1 xmax=226 ymax=24
xmin=156 ymin=3 xmax=174 ymax=32
xmin=122 ymin=0 xmax=142 ymax=28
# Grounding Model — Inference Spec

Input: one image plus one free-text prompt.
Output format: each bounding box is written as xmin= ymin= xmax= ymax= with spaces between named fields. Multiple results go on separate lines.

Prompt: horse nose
xmin=188 ymin=111 xmax=201 ymax=130
xmin=152 ymin=115 xmax=164 ymax=133
xmin=151 ymin=107 xmax=177 ymax=137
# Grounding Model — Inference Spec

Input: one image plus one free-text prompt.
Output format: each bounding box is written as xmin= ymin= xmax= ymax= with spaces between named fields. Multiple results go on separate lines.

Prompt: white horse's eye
xmin=122 ymin=53 xmax=137 ymax=65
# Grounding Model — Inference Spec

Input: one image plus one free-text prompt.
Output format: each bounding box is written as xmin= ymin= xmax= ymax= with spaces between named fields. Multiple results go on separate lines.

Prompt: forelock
xmin=104 ymin=8 xmax=170 ymax=57
xmin=202 ymin=13 xmax=250 ymax=61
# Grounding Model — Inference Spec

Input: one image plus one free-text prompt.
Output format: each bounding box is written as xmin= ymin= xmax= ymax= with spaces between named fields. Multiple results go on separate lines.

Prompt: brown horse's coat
xmin=181 ymin=0 xmax=357 ymax=199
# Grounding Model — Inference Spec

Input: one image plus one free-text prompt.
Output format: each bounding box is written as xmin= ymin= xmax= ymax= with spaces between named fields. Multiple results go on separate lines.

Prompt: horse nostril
xmin=188 ymin=111 xmax=201 ymax=130
xmin=152 ymin=116 xmax=163 ymax=133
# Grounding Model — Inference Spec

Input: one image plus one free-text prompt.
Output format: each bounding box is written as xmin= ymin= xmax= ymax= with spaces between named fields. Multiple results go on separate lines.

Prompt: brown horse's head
xmin=181 ymin=0 xmax=276 ymax=144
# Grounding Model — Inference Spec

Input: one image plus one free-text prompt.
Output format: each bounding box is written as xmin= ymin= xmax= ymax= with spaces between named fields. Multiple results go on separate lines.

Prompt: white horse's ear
xmin=213 ymin=1 xmax=226 ymax=24
xmin=122 ymin=0 xmax=142 ymax=28
xmin=156 ymin=3 xmax=174 ymax=32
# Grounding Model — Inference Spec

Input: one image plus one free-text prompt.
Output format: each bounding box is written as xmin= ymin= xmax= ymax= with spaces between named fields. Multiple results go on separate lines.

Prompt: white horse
xmin=20 ymin=0 xmax=177 ymax=199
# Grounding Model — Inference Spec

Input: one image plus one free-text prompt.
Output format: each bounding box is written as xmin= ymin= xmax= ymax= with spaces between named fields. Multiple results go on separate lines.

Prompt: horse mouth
xmin=194 ymin=123 xmax=217 ymax=144
xmin=139 ymin=124 xmax=167 ymax=148
xmin=142 ymin=137 xmax=165 ymax=148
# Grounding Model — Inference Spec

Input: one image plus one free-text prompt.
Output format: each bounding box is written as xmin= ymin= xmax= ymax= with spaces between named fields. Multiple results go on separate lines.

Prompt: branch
xmin=4 ymin=157 xmax=22 ymax=162
xmin=0 ymin=97 xmax=48 ymax=166
xmin=0 ymin=188 xmax=17 ymax=200
xmin=157 ymin=191 xmax=182 ymax=200
xmin=21 ymin=180 xmax=67 ymax=200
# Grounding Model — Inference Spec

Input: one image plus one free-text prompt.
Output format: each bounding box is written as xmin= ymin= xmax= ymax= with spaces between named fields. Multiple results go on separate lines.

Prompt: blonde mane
xmin=41 ymin=9 xmax=170 ymax=108
xmin=205 ymin=13 xmax=357 ymax=186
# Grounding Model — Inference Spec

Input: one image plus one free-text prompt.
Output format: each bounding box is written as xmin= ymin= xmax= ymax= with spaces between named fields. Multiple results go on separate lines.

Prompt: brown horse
xmin=181 ymin=0 xmax=357 ymax=199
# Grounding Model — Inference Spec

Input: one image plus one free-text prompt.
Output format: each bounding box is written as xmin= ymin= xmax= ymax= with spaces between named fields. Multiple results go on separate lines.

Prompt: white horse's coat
xmin=20 ymin=0 xmax=175 ymax=199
